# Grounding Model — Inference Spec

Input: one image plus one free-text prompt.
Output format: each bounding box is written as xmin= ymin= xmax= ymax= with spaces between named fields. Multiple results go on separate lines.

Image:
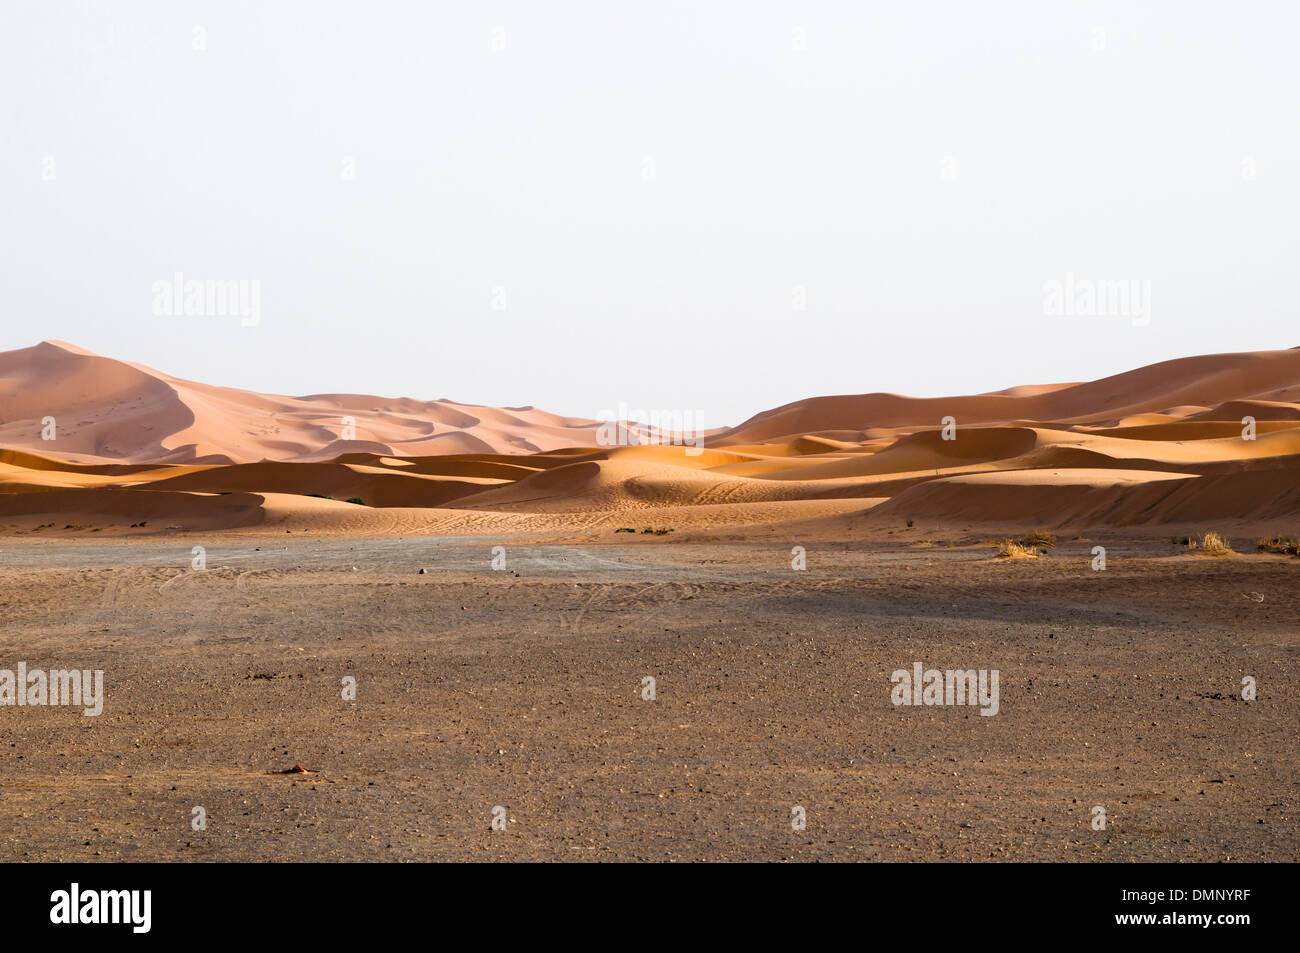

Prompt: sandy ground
xmin=0 ymin=533 xmax=1294 ymax=862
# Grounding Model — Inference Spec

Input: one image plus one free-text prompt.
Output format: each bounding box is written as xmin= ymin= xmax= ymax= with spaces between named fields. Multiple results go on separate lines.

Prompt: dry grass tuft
xmin=1197 ymin=531 xmax=1235 ymax=557
xmin=1017 ymin=530 xmax=1057 ymax=550
xmin=1257 ymin=535 xmax=1300 ymax=555
xmin=995 ymin=539 xmax=1039 ymax=559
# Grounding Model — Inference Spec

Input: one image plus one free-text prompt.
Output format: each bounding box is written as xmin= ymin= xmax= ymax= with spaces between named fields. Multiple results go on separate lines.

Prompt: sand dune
xmin=0 ymin=340 xmax=605 ymax=464
xmin=712 ymin=348 xmax=1300 ymax=442
xmin=2 ymin=341 xmax=1300 ymax=536
xmin=867 ymin=466 xmax=1300 ymax=528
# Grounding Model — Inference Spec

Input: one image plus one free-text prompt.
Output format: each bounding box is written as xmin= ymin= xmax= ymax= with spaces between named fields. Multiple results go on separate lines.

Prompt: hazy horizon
xmin=13 ymin=335 xmax=1300 ymax=428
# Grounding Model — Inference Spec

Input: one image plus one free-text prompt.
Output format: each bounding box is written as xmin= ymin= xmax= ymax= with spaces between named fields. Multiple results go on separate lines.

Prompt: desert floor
xmin=0 ymin=530 xmax=1294 ymax=862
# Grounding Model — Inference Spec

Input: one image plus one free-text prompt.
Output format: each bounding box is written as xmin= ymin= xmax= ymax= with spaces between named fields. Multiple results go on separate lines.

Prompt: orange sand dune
xmin=2 ymin=342 xmax=1300 ymax=536
xmin=712 ymin=348 xmax=1300 ymax=443
xmin=0 ymin=341 xmax=605 ymax=464
xmin=0 ymin=487 xmax=265 ymax=531
xmin=867 ymin=466 xmax=1300 ymax=529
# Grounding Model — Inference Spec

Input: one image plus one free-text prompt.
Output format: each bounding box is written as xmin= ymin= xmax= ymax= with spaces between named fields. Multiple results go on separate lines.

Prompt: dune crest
xmin=0 ymin=340 xmax=605 ymax=464
xmin=2 ymin=341 xmax=1300 ymax=535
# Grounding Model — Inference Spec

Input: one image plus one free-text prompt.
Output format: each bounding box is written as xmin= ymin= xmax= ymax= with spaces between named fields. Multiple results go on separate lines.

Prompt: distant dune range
xmin=3 ymin=339 xmax=1300 ymax=536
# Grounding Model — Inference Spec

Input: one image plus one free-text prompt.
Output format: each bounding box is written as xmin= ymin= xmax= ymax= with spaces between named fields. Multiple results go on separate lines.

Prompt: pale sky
xmin=2 ymin=1 xmax=1296 ymax=428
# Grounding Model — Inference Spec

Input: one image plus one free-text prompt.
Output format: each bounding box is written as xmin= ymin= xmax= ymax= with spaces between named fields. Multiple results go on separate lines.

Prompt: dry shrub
xmin=1017 ymin=530 xmax=1057 ymax=550
xmin=1198 ymin=531 xmax=1234 ymax=557
xmin=1257 ymin=535 xmax=1300 ymax=555
xmin=996 ymin=539 xmax=1039 ymax=559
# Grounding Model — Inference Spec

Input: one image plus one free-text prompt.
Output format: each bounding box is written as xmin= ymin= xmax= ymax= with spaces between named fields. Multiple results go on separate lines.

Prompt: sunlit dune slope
xmin=2 ymin=343 xmax=1300 ymax=534
xmin=0 ymin=340 xmax=606 ymax=464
